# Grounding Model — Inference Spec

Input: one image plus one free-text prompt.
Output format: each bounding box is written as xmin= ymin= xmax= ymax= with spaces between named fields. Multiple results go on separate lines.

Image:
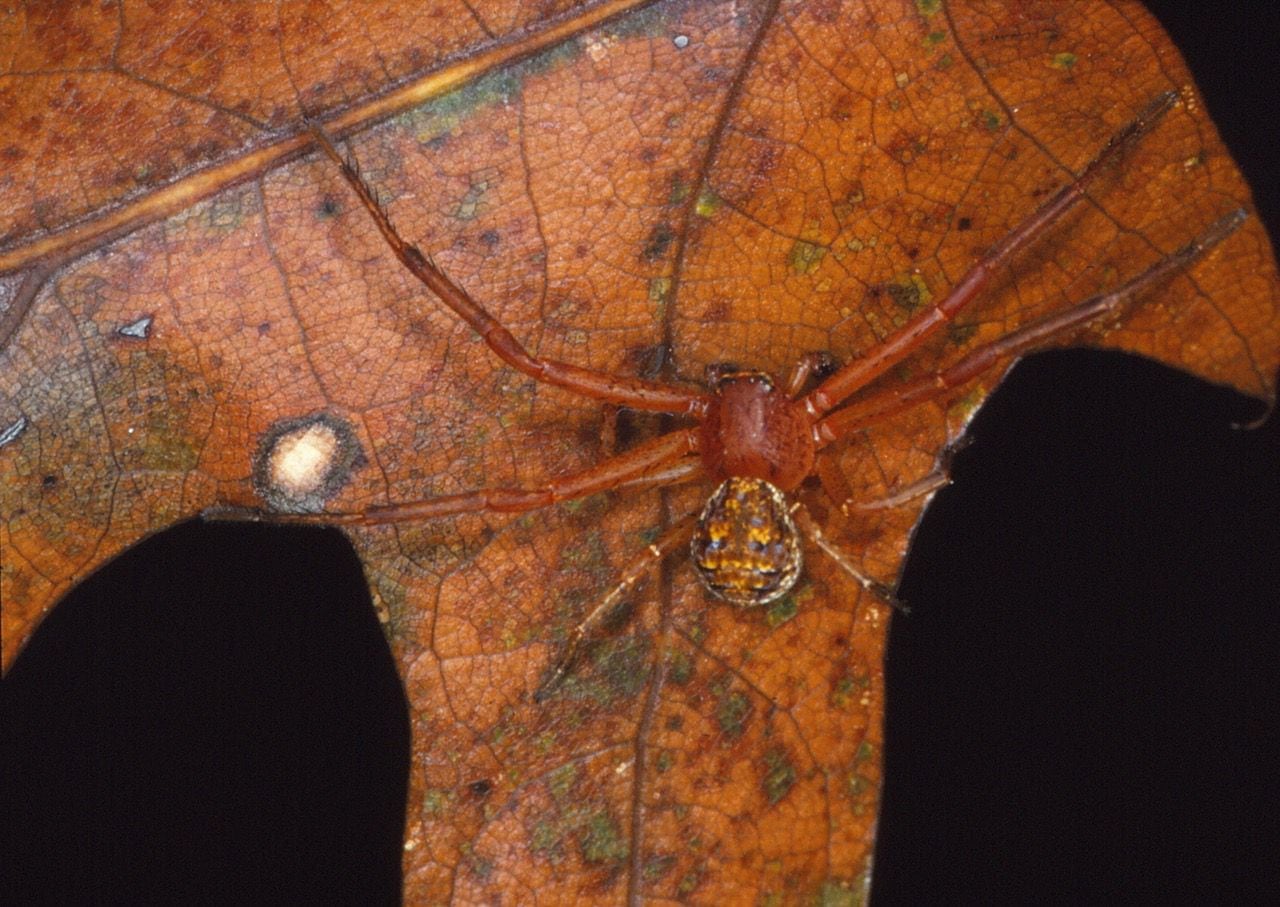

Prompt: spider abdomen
xmin=691 ymin=477 xmax=802 ymax=607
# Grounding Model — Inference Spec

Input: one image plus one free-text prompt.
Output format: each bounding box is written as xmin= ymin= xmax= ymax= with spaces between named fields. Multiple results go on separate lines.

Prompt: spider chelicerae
xmin=215 ymin=89 xmax=1243 ymax=698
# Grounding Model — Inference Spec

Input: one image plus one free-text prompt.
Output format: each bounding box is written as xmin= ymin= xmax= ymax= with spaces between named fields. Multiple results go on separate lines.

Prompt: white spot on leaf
xmin=268 ymin=422 xmax=340 ymax=499
xmin=117 ymin=316 xmax=153 ymax=339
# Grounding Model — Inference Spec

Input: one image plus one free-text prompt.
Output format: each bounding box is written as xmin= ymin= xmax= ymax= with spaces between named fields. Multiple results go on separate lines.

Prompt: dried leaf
xmin=2 ymin=1 xmax=1277 ymax=902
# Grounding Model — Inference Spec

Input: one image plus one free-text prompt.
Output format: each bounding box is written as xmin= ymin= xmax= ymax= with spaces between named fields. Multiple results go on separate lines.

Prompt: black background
xmin=5 ymin=3 xmax=1277 ymax=904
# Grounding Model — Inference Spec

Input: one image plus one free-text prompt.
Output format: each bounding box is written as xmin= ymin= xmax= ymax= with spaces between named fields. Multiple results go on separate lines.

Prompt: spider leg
xmin=844 ymin=437 xmax=972 ymax=514
xmin=614 ymin=456 xmax=704 ymax=493
xmin=307 ymin=123 xmax=710 ymax=418
xmin=803 ymin=90 xmax=1180 ymax=417
xmin=783 ymin=351 xmax=839 ymax=397
xmin=206 ymin=427 xmax=699 ymax=525
xmin=791 ymin=502 xmax=908 ymax=613
xmin=814 ymin=208 xmax=1248 ymax=445
xmin=534 ymin=512 xmax=698 ymax=702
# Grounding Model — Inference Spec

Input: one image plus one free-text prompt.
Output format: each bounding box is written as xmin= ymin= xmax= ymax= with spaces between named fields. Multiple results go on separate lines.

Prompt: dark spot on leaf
xmin=957 ymin=216 xmax=973 ymax=230
xmin=468 ymin=779 xmax=493 ymax=798
xmin=626 ymin=342 xmax=670 ymax=380
xmin=41 ymin=474 xmax=57 ymax=489
xmin=949 ymin=321 xmax=980 ymax=345
xmin=317 ymin=195 xmax=339 ymax=218
xmin=641 ymin=222 xmax=675 ymax=262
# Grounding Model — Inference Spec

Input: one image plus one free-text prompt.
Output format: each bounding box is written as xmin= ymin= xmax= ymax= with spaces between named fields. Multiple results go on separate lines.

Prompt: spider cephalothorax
xmin=697 ymin=369 xmax=815 ymax=491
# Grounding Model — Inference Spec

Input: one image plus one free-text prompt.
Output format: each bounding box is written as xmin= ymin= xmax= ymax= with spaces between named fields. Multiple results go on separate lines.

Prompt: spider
xmin=219 ymin=90 xmax=1242 ymax=699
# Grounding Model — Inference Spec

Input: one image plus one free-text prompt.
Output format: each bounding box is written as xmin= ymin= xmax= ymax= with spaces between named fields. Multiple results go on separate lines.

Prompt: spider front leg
xmin=814 ymin=208 xmax=1248 ymax=443
xmin=207 ymin=427 xmax=699 ymax=526
xmin=802 ymin=90 xmax=1180 ymax=417
xmin=307 ymin=123 xmax=710 ymax=418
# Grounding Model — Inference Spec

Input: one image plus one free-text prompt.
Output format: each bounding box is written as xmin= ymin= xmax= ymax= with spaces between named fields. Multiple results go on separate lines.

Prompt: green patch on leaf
xmin=814 ymin=878 xmax=866 ymax=907
xmin=923 ymin=29 xmax=948 ymax=48
xmin=534 ymin=731 xmax=558 ymax=753
xmin=531 ymin=820 xmax=563 ymax=860
xmin=205 ymin=193 xmax=248 ymax=232
xmin=561 ymin=530 xmax=608 ymax=572
xmin=649 ymin=276 xmax=672 ymax=306
xmin=666 ymin=647 xmax=695 ymax=685
xmin=915 ymin=0 xmax=942 ymax=15
xmin=946 ymin=383 xmax=987 ymax=422
xmin=885 ymin=272 xmax=933 ymax=313
xmin=830 ymin=674 xmax=856 ymax=710
xmin=715 ymin=688 xmax=753 ymax=739
xmin=422 ymin=788 xmax=450 ymax=817
xmin=677 ymin=868 xmax=703 ymax=896
xmin=670 ymin=174 xmax=691 ymax=205
xmin=979 ymin=108 xmax=1002 ymax=131
xmin=580 ymin=810 xmax=629 ymax=864
xmin=605 ymin=0 xmax=667 ymax=39
xmin=548 ymin=763 xmax=578 ymax=803
xmin=454 ymin=178 xmax=489 ymax=220
xmin=762 ymin=747 xmax=797 ymax=805
xmin=460 ymin=843 xmax=494 ymax=880
xmin=788 ymin=239 xmax=828 ymax=275
xmin=1050 ymin=51 xmax=1078 ymax=70
xmin=595 ymin=634 xmax=651 ymax=699
xmin=765 ymin=595 xmax=798 ymax=627
xmin=644 ymin=853 xmax=677 ymax=882
xmin=694 ymin=187 xmax=722 ymax=218
xmin=407 ymin=68 xmax=525 ymax=144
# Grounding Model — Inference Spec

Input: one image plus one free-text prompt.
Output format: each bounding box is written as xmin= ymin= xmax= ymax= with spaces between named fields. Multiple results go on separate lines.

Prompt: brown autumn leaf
xmin=2 ymin=0 xmax=1277 ymax=902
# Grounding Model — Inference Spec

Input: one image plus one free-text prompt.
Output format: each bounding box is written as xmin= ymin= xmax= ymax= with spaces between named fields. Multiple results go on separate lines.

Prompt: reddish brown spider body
xmin=214 ymin=92 xmax=1246 ymax=696
xmin=699 ymin=370 xmax=815 ymax=492
xmin=692 ymin=369 xmax=816 ymax=606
